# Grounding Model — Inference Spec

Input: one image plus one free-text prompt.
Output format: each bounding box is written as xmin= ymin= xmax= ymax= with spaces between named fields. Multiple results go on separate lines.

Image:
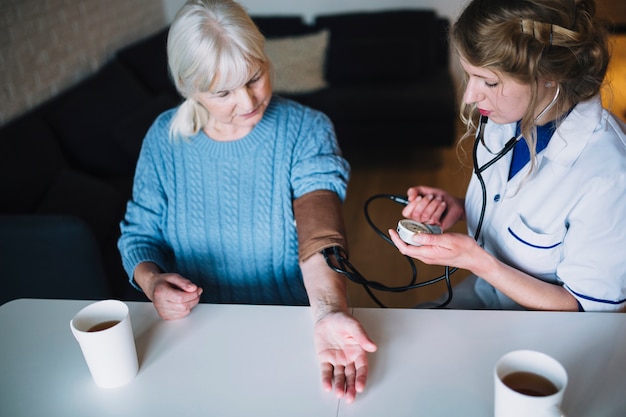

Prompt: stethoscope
xmin=323 ymin=85 xmax=561 ymax=308
xmin=472 ymin=85 xmax=560 ymax=241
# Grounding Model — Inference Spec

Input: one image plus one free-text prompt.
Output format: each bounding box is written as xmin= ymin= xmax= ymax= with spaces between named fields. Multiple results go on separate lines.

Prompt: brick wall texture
xmin=0 ymin=0 xmax=167 ymax=125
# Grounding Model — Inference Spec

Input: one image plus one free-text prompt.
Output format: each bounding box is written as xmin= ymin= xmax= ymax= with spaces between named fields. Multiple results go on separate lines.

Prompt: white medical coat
xmin=465 ymin=97 xmax=626 ymax=311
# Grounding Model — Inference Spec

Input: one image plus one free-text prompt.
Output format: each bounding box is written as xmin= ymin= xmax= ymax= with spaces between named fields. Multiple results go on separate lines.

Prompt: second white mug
xmin=494 ymin=350 xmax=568 ymax=417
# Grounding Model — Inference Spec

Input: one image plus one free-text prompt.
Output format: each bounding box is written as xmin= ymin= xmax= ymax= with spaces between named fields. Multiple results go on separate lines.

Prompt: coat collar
xmin=543 ymin=96 xmax=604 ymax=167
xmin=482 ymin=96 xmax=604 ymax=169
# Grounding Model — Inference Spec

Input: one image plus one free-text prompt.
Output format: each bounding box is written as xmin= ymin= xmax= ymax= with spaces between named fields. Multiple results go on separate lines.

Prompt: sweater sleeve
xmin=117 ymin=112 xmax=174 ymax=289
xmin=290 ymin=108 xmax=350 ymax=201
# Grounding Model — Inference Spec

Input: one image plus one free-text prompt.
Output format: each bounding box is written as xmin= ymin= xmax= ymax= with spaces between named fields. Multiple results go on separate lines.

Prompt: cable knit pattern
xmin=118 ymin=96 xmax=349 ymax=305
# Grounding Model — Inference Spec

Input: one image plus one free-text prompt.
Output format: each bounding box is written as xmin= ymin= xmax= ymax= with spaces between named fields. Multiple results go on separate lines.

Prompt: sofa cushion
xmin=0 ymin=115 xmax=67 ymax=212
xmin=265 ymin=30 xmax=330 ymax=94
xmin=42 ymin=60 xmax=153 ymax=177
xmin=315 ymin=10 xmax=438 ymax=84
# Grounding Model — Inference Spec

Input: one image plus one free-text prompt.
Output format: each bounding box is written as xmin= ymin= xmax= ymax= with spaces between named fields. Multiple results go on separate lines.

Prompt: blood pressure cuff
xmin=293 ymin=189 xmax=349 ymax=263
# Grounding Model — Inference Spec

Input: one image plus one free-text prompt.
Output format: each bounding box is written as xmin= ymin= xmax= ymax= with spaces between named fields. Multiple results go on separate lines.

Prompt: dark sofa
xmin=0 ymin=9 xmax=456 ymax=304
xmin=257 ymin=10 xmax=457 ymax=159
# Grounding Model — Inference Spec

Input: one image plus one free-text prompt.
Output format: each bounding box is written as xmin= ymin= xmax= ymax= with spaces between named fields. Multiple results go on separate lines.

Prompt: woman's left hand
xmin=313 ymin=311 xmax=377 ymax=404
xmin=388 ymin=228 xmax=483 ymax=271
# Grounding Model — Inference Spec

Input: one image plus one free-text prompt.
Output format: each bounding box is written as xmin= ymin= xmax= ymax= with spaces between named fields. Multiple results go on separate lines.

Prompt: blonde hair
xmin=452 ymin=0 xmax=610 ymax=172
xmin=167 ymin=0 xmax=268 ymax=140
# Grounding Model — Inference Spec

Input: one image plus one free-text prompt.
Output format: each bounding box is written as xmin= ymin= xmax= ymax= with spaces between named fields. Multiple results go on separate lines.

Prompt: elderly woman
xmin=118 ymin=0 xmax=376 ymax=402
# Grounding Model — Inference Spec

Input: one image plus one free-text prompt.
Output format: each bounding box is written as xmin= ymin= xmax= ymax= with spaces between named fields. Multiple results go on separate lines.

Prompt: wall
xmin=163 ymin=0 xmax=467 ymax=23
xmin=163 ymin=0 xmax=626 ymax=26
xmin=1 ymin=0 xmax=465 ymax=126
xmin=0 ymin=0 xmax=167 ymax=125
xmin=3 ymin=0 xmax=622 ymax=126
xmin=596 ymin=0 xmax=626 ymax=27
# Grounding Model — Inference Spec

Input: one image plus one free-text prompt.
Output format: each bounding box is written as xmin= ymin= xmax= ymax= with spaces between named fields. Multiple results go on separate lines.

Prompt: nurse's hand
xmin=388 ymin=228 xmax=482 ymax=272
xmin=402 ymin=186 xmax=465 ymax=230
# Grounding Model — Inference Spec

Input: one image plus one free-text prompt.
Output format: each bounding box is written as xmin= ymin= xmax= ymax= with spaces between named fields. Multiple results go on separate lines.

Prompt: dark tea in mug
xmin=502 ymin=371 xmax=559 ymax=397
xmin=87 ymin=320 xmax=120 ymax=332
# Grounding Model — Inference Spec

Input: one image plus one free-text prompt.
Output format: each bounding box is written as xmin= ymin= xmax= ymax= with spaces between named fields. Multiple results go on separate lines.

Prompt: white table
xmin=347 ymin=308 xmax=626 ymax=417
xmin=1 ymin=299 xmax=625 ymax=417
xmin=0 ymin=299 xmax=337 ymax=417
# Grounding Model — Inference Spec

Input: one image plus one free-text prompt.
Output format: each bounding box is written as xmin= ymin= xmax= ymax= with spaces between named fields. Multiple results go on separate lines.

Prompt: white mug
xmin=494 ymin=350 xmax=567 ymax=417
xmin=70 ymin=299 xmax=138 ymax=388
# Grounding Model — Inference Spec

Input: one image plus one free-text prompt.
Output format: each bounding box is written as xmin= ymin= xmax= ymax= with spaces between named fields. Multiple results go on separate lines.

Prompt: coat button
xmin=493 ymin=194 xmax=501 ymax=202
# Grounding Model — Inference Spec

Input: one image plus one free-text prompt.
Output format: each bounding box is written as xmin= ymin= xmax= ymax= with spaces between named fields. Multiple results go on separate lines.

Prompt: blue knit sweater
xmin=118 ymin=96 xmax=350 ymax=305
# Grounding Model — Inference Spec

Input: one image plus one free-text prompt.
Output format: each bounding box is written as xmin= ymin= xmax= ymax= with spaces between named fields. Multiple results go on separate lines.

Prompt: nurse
xmin=389 ymin=0 xmax=626 ymax=311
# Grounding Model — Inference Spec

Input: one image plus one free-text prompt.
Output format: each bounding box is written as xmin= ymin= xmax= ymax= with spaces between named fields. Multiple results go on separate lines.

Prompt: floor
xmin=342 ymin=141 xmax=473 ymax=308
xmin=343 ymin=34 xmax=626 ymax=309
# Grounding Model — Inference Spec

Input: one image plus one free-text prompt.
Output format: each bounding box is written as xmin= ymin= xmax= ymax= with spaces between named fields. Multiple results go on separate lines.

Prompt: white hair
xmin=167 ymin=0 xmax=268 ymax=140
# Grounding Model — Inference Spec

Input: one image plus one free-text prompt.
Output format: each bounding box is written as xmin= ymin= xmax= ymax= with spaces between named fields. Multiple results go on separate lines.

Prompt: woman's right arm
xmin=118 ymin=117 xmax=173 ymax=288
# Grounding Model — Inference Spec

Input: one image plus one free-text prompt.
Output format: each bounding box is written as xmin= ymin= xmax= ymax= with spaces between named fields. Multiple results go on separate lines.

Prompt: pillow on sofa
xmin=265 ymin=30 xmax=329 ymax=94
xmin=316 ymin=10 xmax=438 ymax=84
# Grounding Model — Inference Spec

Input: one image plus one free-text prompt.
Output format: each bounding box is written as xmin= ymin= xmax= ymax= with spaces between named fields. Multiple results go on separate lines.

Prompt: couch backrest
xmin=116 ymin=27 xmax=177 ymax=96
xmin=253 ymin=10 xmax=450 ymax=89
xmin=253 ymin=16 xmax=319 ymax=38
xmin=315 ymin=10 xmax=448 ymax=85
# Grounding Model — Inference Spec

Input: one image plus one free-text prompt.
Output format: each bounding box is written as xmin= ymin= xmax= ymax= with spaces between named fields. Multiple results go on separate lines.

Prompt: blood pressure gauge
xmin=396 ymin=219 xmax=442 ymax=246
